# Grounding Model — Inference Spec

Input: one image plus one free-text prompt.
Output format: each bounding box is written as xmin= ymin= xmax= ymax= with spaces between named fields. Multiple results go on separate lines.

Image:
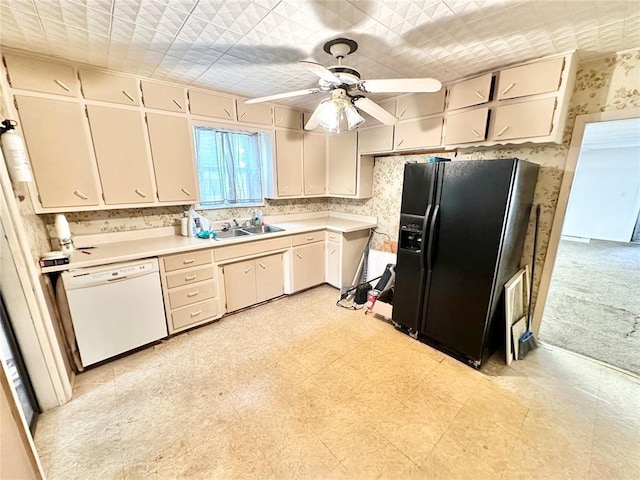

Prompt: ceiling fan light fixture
xmin=316 ymin=89 xmax=365 ymax=133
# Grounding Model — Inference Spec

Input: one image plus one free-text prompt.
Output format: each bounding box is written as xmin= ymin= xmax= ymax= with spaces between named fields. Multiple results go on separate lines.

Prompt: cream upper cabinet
xmin=255 ymin=253 xmax=284 ymax=303
xmin=79 ymin=69 xmax=140 ymax=106
xmin=275 ymin=130 xmax=303 ymax=197
xmin=303 ymin=133 xmax=326 ymax=195
xmin=292 ymin=242 xmax=325 ymax=292
xmin=327 ymin=131 xmax=357 ymax=195
xmin=15 ymin=96 xmax=99 ymax=208
xmin=394 ymin=117 xmax=443 ymax=150
xmin=358 ymin=125 xmax=394 ymax=154
xmin=274 ymin=107 xmax=302 ymax=129
xmin=396 ymin=90 xmax=446 ymax=120
xmin=236 ymin=101 xmax=272 ymax=125
xmin=86 ymin=105 xmax=154 ymax=205
xmin=447 ymin=73 xmax=493 ymax=111
xmin=4 ymin=55 xmax=80 ymax=97
xmin=140 ymin=80 xmax=187 ymax=112
xmin=145 ymin=113 xmax=198 ymax=202
xmin=223 ymin=260 xmax=257 ymax=312
xmin=491 ymin=98 xmax=557 ymax=141
xmin=496 ymin=57 xmax=564 ymax=100
xmin=188 ymin=90 xmax=235 ymax=120
xmin=358 ymin=99 xmax=396 ymax=126
xmin=444 ymin=108 xmax=489 ymax=145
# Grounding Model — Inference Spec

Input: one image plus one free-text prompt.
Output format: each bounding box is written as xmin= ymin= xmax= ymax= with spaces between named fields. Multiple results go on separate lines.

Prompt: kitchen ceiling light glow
xmin=316 ymin=89 xmax=365 ymax=133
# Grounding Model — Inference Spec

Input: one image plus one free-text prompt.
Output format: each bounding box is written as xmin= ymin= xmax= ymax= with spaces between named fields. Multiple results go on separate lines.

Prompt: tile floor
xmin=35 ymin=286 xmax=640 ymax=479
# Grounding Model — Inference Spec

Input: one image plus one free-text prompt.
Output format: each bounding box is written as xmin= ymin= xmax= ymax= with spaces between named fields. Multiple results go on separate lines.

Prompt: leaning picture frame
xmin=504 ymin=266 xmax=530 ymax=365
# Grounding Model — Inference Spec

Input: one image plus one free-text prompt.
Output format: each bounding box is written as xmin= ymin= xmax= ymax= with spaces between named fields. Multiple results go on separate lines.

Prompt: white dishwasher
xmin=62 ymin=258 xmax=167 ymax=367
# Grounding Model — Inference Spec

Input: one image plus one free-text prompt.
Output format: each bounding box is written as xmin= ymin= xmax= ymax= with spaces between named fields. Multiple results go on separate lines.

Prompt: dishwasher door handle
xmin=107 ymin=276 xmax=128 ymax=283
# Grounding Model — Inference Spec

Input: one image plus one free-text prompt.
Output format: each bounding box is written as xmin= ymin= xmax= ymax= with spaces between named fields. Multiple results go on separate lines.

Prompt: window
xmin=194 ymin=126 xmax=272 ymax=208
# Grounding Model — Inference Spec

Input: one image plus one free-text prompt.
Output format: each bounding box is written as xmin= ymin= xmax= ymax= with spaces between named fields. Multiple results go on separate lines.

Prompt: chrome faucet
xmin=221 ymin=222 xmax=231 ymax=231
xmin=232 ymin=219 xmax=239 ymax=227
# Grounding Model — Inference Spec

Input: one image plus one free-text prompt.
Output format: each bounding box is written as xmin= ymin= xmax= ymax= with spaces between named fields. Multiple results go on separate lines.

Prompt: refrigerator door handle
xmin=426 ymin=204 xmax=440 ymax=270
xmin=421 ymin=204 xmax=432 ymax=267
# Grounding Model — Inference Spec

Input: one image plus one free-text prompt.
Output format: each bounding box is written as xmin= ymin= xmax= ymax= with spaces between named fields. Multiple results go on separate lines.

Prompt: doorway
xmin=538 ymin=116 xmax=640 ymax=375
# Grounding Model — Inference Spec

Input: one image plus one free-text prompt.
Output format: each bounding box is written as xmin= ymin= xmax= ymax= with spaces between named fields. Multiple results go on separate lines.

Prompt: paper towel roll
xmin=54 ymin=214 xmax=71 ymax=240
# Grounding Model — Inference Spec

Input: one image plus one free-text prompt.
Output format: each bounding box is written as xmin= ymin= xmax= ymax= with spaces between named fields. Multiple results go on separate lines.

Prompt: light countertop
xmin=42 ymin=212 xmax=377 ymax=273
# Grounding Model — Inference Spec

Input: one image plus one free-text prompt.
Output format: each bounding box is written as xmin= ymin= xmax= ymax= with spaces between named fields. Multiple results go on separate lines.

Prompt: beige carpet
xmin=539 ymin=239 xmax=640 ymax=375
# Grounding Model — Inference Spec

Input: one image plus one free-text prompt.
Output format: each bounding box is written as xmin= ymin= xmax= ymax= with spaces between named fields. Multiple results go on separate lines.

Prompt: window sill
xmin=196 ymin=201 xmax=266 ymax=211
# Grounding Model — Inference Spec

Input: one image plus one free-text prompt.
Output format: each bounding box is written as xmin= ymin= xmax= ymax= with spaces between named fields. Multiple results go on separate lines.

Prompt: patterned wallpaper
xmin=330 ymin=47 xmax=640 ymax=307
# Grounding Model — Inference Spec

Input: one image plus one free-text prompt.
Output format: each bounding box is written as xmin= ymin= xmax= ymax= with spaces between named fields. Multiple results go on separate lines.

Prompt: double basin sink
xmin=213 ymin=224 xmax=284 ymax=240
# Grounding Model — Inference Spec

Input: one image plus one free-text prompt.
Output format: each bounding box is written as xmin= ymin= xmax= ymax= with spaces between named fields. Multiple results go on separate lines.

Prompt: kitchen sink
xmin=241 ymin=225 xmax=284 ymax=234
xmin=213 ymin=229 xmax=251 ymax=239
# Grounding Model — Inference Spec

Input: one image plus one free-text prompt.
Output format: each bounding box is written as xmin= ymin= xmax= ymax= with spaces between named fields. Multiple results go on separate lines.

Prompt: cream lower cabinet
xmin=325 ymin=229 xmax=371 ymax=289
xmin=292 ymin=240 xmax=325 ymax=292
xmin=159 ymin=250 xmax=222 ymax=334
xmin=223 ymin=253 xmax=284 ymax=312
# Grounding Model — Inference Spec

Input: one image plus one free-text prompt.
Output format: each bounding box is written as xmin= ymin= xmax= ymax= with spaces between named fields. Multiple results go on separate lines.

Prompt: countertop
xmin=42 ymin=213 xmax=377 ymax=273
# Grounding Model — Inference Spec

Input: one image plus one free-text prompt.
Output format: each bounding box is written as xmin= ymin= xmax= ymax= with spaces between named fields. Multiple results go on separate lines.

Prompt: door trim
xmin=532 ymin=107 xmax=640 ymax=334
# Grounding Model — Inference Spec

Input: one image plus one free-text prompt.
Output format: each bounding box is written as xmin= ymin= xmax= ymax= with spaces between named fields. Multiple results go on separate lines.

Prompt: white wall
xmin=563 ymin=146 xmax=640 ymax=242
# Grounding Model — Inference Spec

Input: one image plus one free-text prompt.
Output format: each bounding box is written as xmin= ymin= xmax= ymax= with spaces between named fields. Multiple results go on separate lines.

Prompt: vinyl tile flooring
xmin=35 ymin=285 xmax=640 ymax=479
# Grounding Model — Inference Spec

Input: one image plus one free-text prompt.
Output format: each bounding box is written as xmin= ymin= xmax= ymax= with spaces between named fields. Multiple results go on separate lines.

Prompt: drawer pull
xmin=296 ymin=253 xmax=303 ymax=259
xmin=474 ymin=90 xmax=484 ymax=99
xmin=329 ymin=235 xmax=337 ymax=240
xmin=496 ymin=126 xmax=510 ymax=137
xmin=135 ymin=188 xmax=147 ymax=197
xmin=122 ymin=90 xmax=135 ymax=102
xmin=54 ymin=79 xmax=71 ymax=92
xmin=244 ymin=264 xmax=253 ymax=273
xmin=471 ymin=129 xmax=481 ymax=137
xmin=259 ymin=263 xmax=266 ymax=269
xmin=223 ymin=108 xmax=231 ymax=117
xmin=240 ymin=112 xmax=247 ymax=119
xmin=73 ymin=190 xmax=89 ymax=200
xmin=185 ymin=274 xmax=197 ymax=281
xmin=172 ymin=99 xmax=183 ymax=109
xmin=190 ymin=310 xmax=202 ymax=317
xmin=187 ymin=290 xmax=199 ymax=297
xmin=501 ymin=82 xmax=516 ymax=95
xmin=306 ymin=236 xmax=314 ymax=241
xmin=181 ymin=188 xmax=192 ymax=196
xmin=183 ymin=259 xmax=195 ymax=264
xmin=397 ymin=139 xmax=404 ymax=147
xmin=399 ymin=108 xmax=406 ymax=118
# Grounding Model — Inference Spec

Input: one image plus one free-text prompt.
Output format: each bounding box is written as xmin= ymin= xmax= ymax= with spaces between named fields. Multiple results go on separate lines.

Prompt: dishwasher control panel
xmin=63 ymin=259 xmax=159 ymax=289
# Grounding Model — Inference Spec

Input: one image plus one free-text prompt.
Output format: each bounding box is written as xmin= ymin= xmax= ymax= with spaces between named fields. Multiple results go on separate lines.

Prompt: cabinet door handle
xmin=296 ymin=253 xmax=303 ymax=259
xmin=281 ymin=185 xmax=289 ymax=193
xmin=172 ymin=99 xmax=183 ymax=109
xmin=240 ymin=112 xmax=247 ymax=119
xmin=223 ymin=108 xmax=231 ymax=117
xmin=330 ymin=248 xmax=337 ymax=255
xmin=501 ymin=82 xmax=516 ymax=95
xmin=183 ymin=259 xmax=195 ymax=264
xmin=135 ymin=189 xmax=147 ymax=197
xmin=181 ymin=188 xmax=192 ymax=196
xmin=399 ymin=108 xmax=406 ymax=118
xmin=277 ymin=118 xmax=282 ymax=125
xmin=187 ymin=290 xmax=199 ymax=297
xmin=73 ymin=190 xmax=89 ymax=200
xmin=496 ymin=126 xmax=510 ymax=137
xmin=259 ymin=262 xmax=266 ymax=269
xmin=122 ymin=90 xmax=135 ymax=102
xmin=54 ymin=79 xmax=71 ymax=92
xmin=307 ymin=185 xmax=314 ymax=192
xmin=471 ymin=129 xmax=481 ymax=137
xmin=244 ymin=264 xmax=253 ymax=273
xmin=474 ymin=90 xmax=485 ymax=99
xmin=306 ymin=236 xmax=314 ymax=241
xmin=190 ymin=310 xmax=202 ymax=317
xmin=397 ymin=139 xmax=404 ymax=147
xmin=185 ymin=274 xmax=197 ymax=281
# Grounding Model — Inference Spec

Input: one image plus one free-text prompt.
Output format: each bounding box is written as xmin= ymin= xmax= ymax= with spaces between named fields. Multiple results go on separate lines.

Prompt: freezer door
xmin=392 ymin=163 xmax=436 ymax=331
xmin=421 ymin=159 xmax=516 ymax=361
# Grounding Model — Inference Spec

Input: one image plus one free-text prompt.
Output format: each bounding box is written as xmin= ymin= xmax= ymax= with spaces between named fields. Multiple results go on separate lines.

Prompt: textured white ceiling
xmin=1 ymin=0 xmax=639 ymax=112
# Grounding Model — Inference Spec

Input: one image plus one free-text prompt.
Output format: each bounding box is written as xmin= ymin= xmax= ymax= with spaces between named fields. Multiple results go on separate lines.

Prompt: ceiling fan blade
xmin=358 ymin=77 xmax=442 ymax=93
xmin=299 ymin=61 xmax=342 ymax=85
xmin=245 ymin=88 xmax=321 ymax=104
xmin=304 ymin=102 xmax=323 ymax=130
xmin=353 ymin=97 xmax=399 ymax=125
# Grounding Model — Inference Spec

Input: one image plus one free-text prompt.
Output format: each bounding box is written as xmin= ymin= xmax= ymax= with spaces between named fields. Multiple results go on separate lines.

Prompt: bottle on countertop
xmin=180 ymin=213 xmax=189 ymax=237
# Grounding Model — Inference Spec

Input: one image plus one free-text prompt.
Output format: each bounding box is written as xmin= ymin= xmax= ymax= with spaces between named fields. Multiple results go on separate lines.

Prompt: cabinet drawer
xmin=141 ymin=80 xmax=187 ymax=112
xmin=214 ymin=236 xmax=291 ymax=262
xmin=326 ymin=231 xmax=341 ymax=243
xmin=188 ymin=90 xmax=235 ymax=120
xmin=497 ymin=57 xmax=564 ymax=100
xmin=491 ymin=98 xmax=556 ymax=141
xmin=79 ymin=69 xmax=140 ymax=105
xmin=445 ymin=108 xmax=489 ymax=144
xmin=291 ymin=230 xmax=324 ymax=246
xmin=358 ymin=125 xmax=394 ymax=153
xmin=4 ymin=55 xmax=80 ymax=96
xmin=171 ymin=299 xmax=219 ymax=331
xmin=165 ymin=266 xmax=214 ymax=289
xmin=396 ymin=91 xmax=445 ymax=120
xmin=236 ymin=101 xmax=272 ymax=125
xmin=394 ymin=117 xmax=443 ymax=150
xmin=274 ymin=106 xmax=302 ymax=129
xmin=447 ymin=73 xmax=492 ymax=111
xmin=162 ymin=250 xmax=212 ymax=272
xmin=168 ymin=280 xmax=217 ymax=309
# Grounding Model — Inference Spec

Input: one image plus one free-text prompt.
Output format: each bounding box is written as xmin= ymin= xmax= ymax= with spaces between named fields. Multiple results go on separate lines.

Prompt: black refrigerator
xmin=392 ymin=158 xmax=538 ymax=367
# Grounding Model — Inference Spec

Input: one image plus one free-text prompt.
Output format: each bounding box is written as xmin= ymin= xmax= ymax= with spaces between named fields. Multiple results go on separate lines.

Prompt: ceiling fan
xmin=245 ymin=38 xmax=442 ymax=133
